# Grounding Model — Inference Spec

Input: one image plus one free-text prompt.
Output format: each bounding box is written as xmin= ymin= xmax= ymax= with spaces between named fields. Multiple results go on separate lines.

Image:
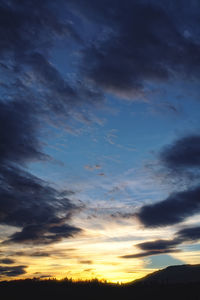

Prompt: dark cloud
xmin=7 ymin=222 xmax=81 ymax=245
xmin=14 ymin=248 xmax=77 ymax=258
xmin=0 ymin=1 xmax=92 ymax=247
xmin=137 ymin=133 xmax=200 ymax=228
xmin=136 ymin=186 xmax=200 ymax=227
xmin=0 ymin=259 xmax=15 ymax=264
xmin=0 ymin=101 xmax=82 ymax=245
xmin=160 ymin=135 xmax=200 ymax=170
xmin=35 ymin=274 xmax=53 ymax=279
xmin=177 ymin=226 xmax=200 ymax=242
xmin=0 ymin=100 xmax=45 ymax=165
xmin=1 ymin=0 xmax=200 ymax=260
xmin=24 ymin=52 xmax=77 ymax=113
xmin=69 ymin=0 xmax=200 ymax=99
xmin=120 ymin=249 xmax=179 ymax=259
xmin=121 ymin=226 xmax=200 ymax=259
xmin=0 ymin=166 xmax=82 ymax=244
xmin=79 ymin=260 xmax=93 ymax=265
xmin=0 ymin=265 xmax=26 ymax=277
xmin=126 ymin=238 xmax=181 ymax=259
xmin=28 ymin=252 xmax=50 ymax=258
xmin=0 ymin=0 xmax=102 ymax=120
xmin=0 ymin=0 xmax=79 ymax=56
xmin=0 ymin=8 xmax=103 ymax=254
xmin=136 ymin=239 xmax=179 ymax=251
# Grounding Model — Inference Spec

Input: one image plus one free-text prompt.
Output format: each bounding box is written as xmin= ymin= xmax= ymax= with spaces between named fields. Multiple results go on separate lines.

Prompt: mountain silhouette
xmin=132 ymin=264 xmax=200 ymax=284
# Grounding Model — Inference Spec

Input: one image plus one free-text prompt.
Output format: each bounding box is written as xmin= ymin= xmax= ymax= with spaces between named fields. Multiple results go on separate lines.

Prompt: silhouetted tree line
xmin=0 ymin=278 xmax=200 ymax=300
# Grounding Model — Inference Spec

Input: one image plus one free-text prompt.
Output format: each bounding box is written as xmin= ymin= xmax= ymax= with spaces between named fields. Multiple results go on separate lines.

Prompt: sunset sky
xmin=0 ymin=0 xmax=200 ymax=283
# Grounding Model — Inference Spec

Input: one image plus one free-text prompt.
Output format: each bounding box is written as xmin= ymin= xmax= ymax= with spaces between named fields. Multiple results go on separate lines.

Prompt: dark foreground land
xmin=0 ymin=278 xmax=200 ymax=300
xmin=1 ymin=265 xmax=200 ymax=300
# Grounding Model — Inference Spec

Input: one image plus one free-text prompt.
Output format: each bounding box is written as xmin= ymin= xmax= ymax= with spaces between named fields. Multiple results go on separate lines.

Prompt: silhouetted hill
xmin=132 ymin=264 xmax=200 ymax=285
xmin=1 ymin=265 xmax=200 ymax=300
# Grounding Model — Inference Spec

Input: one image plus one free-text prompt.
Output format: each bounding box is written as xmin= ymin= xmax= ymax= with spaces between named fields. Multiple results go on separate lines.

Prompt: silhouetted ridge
xmin=132 ymin=264 xmax=200 ymax=284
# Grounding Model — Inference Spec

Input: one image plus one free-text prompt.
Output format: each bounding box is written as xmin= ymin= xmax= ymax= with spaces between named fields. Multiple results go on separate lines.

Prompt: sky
xmin=0 ymin=0 xmax=200 ymax=283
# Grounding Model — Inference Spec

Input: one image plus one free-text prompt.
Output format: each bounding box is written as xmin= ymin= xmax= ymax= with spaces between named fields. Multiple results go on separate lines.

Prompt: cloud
xmin=0 ymin=0 xmax=103 ymax=123
xmin=0 ymin=0 xmax=81 ymax=61
xmin=0 ymin=100 xmax=44 ymax=165
xmin=121 ymin=226 xmax=200 ymax=259
xmin=160 ymin=135 xmax=200 ymax=170
xmin=0 ymin=259 xmax=15 ymax=265
xmin=79 ymin=260 xmax=93 ymax=265
xmin=70 ymin=0 xmax=200 ymax=99
xmin=0 ymin=101 xmax=82 ymax=245
xmin=29 ymin=252 xmax=51 ymax=257
xmin=0 ymin=165 xmax=82 ymax=244
xmin=137 ymin=133 xmax=200 ymax=227
xmin=136 ymin=186 xmax=200 ymax=227
xmin=136 ymin=239 xmax=179 ymax=251
xmin=177 ymin=226 xmax=200 ymax=242
xmin=84 ymin=164 xmax=101 ymax=171
xmin=1 ymin=0 xmax=200 ymax=265
xmin=0 ymin=1 xmax=96 ymax=247
xmin=0 ymin=265 xmax=26 ymax=277
xmin=35 ymin=274 xmax=53 ymax=279
xmin=0 ymin=7 xmax=104 ymax=255
xmin=120 ymin=249 xmax=179 ymax=259
xmin=8 ymin=223 xmax=81 ymax=245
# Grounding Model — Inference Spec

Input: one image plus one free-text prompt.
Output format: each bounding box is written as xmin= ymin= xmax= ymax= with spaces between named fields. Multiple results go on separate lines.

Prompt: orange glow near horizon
xmin=1 ymin=218 xmax=200 ymax=283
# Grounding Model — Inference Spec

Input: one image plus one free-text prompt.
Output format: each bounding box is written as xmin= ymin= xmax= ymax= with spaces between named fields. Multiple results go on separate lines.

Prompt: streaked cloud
xmin=0 ymin=265 xmax=27 ymax=277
